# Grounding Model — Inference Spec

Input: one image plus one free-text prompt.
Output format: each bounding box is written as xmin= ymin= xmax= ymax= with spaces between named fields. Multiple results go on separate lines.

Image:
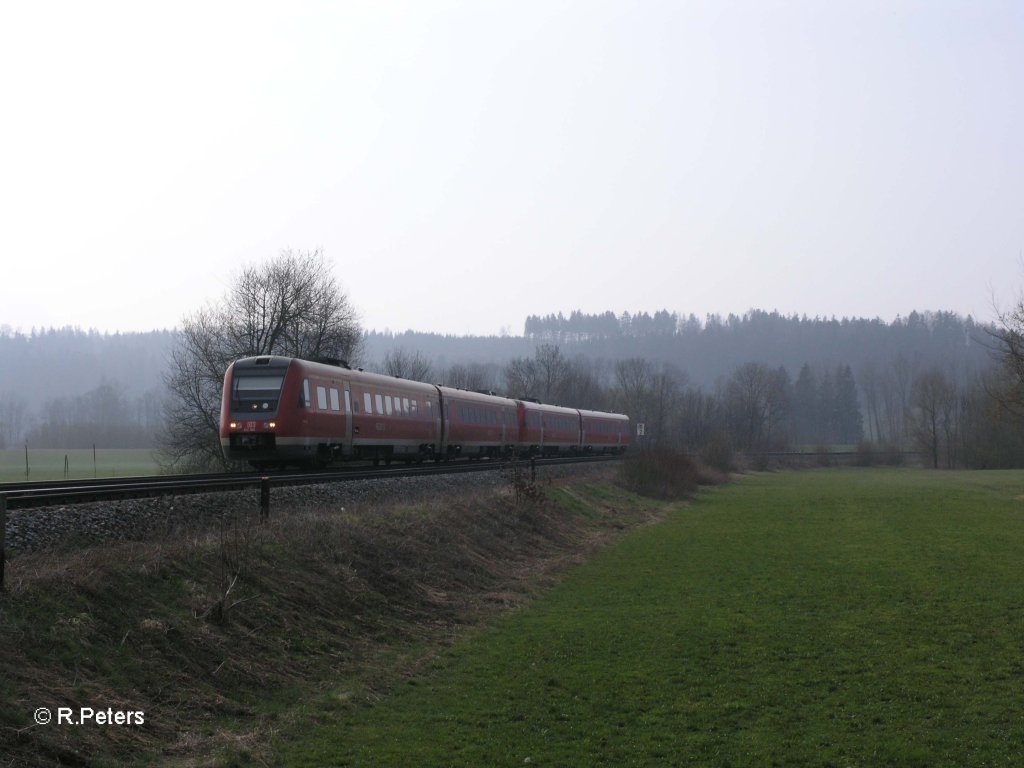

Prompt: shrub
xmin=815 ymin=445 xmax=833 ymax=467
xmin=617 ymin=449 xmax=703 ymax=500
xmin=700 ymin=436 xmax=735 ymax=474
xmin=855 ymin=440 xmax=877 ymax=467
xmin=881 ymin=443 xmax=906 ymax=466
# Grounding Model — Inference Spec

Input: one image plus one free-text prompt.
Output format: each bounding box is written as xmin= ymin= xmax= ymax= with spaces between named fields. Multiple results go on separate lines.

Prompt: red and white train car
xmin=221 ymin=356 xmax=441 ymax=467
xmin=579 ymin=409 xmax=631 ymax=454
xmin=220 ymin=356 xmax=631 ymax=468
xmin=517 ymin=401 xmax=584 ymax=456
xmin=437 ymin=387 xmax=518 ymax=459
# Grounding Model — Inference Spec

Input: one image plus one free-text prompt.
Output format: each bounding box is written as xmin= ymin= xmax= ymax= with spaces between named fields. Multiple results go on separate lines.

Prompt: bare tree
xmin=504 ymin=345 xmax=577 ymax=403
xmin=534 ymin=344 xmax=569 ymax=403
xmin=382 ymin=347 xmax=434 ymax=382
xmin=646 ymin=364 xmax=686 ymax=448
xmin=557 ymin=357 xmax=607 ymax=411
xmin=910 ymin=367 xmax=957 ymax=468
xmin=0 ymin=393 xmax=28 ymax=448
xmin=444 ymin=362 xmax=498 ymax=392
xmin=993 ymin=294 xmax=1024 ymax=414
xmin=504 ymin=357 xmax=539 ymax=399
xmin=858 ymin=362 xmax=882 ymax=443
xmin=725 ymin=362 xmax=790 ymax=452
xmin=224 ymin=250 xmax=361 ymax=360
xmin=161 ymin=249 xmax=362 ymax=471
xmin=614 ymin=357 xmax=653 ymax=423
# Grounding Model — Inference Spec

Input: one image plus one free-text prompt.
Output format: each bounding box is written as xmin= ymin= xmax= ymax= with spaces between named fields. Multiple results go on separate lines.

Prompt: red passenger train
xmin=219 ymin=356 xmax=630 ymax=469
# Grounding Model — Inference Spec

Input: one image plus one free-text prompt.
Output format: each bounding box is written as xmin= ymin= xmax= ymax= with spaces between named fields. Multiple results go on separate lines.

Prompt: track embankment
xmin=0 ymin=461 xmax=673 ymax=767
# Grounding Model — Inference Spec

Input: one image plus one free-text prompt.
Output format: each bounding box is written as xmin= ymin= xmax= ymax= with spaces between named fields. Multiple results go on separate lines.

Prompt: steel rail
xmin=0 ymin=455 xmax=620 ymax=510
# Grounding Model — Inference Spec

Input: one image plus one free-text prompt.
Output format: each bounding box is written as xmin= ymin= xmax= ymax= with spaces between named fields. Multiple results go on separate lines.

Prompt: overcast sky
xmin=2 ymin=1 xmax=1021 ymax=337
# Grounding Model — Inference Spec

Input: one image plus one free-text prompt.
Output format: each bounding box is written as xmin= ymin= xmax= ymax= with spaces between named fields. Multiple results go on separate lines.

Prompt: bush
xmin=700 ymin=436 xmax=734 ymax=474
xmin=855 ymin=440 xmax=877 ymax=467
xmin=881 ymin=443 xmax=906 ymax=466
xmin=815 ymin=445 xmax=833 ymax=467
xmin=617 ymin=449 xmax=704 ymax=500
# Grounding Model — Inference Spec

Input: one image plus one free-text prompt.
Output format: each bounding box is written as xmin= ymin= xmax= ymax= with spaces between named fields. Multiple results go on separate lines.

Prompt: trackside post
xmin=260 ymin=477 xmax=270 ymax=521
xmin=0 ymin=494 xmax=6 ymax=592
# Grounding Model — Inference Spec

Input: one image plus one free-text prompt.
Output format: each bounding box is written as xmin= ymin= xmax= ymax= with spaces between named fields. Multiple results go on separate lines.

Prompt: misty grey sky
xmin=2 ymin=1 xmax=1021 ymax=336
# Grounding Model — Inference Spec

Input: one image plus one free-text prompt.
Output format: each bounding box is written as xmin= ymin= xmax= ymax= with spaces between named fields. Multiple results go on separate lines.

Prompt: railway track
xmin=0 ymin=455 xmax=620 ymax=511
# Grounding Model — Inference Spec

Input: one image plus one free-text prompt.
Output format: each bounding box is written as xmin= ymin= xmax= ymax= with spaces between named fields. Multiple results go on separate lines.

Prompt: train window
xmin=364 ymin=392 xmax=372 ymax=414
xmin=344 ymin=390 xmax=352 ymax=413
xmin=317 ymin=386 xmax=328 ymax=410
xmin=403 ymin=397 xmax=410 ymax=415
xmin=411 ymin=399 xmax=418 ymax=416
xmin=330 ymin=388 xmax=340 ymax=411
xmin=303 ymin=379 xmax=311 ymax=408
xmin=385 ymin=395 xmax=393 ymax=416
xmin=232 ymin=374 xmax=285 ymax=412
xmin=375 ymin=394 xmax=384 ymax=415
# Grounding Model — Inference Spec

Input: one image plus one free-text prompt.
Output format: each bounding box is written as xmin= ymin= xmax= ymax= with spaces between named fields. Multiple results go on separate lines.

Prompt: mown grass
xmin=274 ymin=469 xmax=1024 ymax=767
xmin=0 ymin=448 xmax=160 ymax=482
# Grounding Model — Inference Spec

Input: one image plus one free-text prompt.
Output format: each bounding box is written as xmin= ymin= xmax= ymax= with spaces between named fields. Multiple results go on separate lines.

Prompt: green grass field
xmin=0 ymin=448 xmax=161 ymax=481
xmin=274 ymin=469 xmax=1024 ymax=766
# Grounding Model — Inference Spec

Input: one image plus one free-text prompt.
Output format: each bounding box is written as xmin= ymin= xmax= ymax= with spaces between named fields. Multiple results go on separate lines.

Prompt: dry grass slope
xmin=0 ymin=465 xmax=669 ymax=767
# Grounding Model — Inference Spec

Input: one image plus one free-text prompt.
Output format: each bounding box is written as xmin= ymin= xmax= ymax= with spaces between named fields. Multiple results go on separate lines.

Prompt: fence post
xmin=1 ymin=494 xmax=7 ymax=592
xmin=260 ymin=476 xmax=270 ymax=521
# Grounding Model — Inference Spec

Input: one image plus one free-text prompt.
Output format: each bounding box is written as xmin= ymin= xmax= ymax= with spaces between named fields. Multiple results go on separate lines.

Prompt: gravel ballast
xmin=4 ymin=463 xmax=612 ymax=553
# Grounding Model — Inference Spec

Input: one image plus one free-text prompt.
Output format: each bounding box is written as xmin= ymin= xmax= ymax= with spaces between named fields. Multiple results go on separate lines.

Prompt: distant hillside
xmin=2 ymin=311 xmax=995 ymax=401
xmin=0 ymin=327 xmax=176 ymax=402
xmin=364 ymin=309 xmax=996 ymax=388
xmin=0 ymin=311 xmax=998 ymax=449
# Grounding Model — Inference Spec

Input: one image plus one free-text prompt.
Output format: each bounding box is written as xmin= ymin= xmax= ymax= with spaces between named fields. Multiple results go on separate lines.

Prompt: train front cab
xmin=220 ymin=356 xmax=299 ymax=466
xmin=222 ymin=356 xmax=361 ymax=468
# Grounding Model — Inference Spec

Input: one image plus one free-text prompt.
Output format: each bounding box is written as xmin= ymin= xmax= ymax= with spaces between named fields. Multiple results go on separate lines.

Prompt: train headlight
xmin=229 ymin=422 xmax=238 ymax=429
xmin=268 ymin=421 xmax=277 ymax=429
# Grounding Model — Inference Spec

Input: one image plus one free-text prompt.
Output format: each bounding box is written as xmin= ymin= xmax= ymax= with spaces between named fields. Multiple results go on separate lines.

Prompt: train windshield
xmin=232 ymin=374 xmax=285 ymax=412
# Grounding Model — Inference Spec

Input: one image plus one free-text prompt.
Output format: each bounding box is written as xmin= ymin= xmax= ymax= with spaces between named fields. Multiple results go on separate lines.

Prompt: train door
xmin=442 ymin=398 xmax=451 ymax=457
xmin=343 ymin=382 xmax=353 ymax=453
xmin=432 ymin=395 xmax=443 ymax=457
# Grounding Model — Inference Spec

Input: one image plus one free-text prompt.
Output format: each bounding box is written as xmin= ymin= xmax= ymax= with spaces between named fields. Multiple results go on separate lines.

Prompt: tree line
xmin=378 ymin=339 xmax=1024 ymax=469
xmin=0 ymin=382 xmax=163 ymax=450
xmin=5 ymin=251 xmax=1024 ymax=471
